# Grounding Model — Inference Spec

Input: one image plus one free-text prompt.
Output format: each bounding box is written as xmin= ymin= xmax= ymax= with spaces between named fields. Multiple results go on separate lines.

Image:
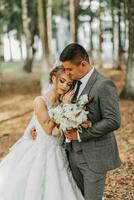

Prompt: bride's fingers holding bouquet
xmin=31 ymin=127 xmax=37 ymax=140
xmin=62 ymin=90 xmax=74 ymax=103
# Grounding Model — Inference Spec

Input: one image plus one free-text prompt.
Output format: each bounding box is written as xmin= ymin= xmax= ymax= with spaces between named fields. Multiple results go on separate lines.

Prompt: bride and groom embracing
xmin=0 ymin=43 xmax=121 ymax=200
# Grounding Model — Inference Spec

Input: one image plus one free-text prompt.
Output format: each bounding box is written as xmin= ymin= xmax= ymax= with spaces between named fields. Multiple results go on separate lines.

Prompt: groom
xmin=59 ymin=43 xmax=121 ymax=200
xmin=32 ymin=43 xmax=121 ymax=200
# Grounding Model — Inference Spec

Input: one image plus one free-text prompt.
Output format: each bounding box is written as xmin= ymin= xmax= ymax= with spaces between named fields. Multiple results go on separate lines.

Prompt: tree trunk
xmin=111 ymin=0 xmax=115 ymax=68
xmin=98 ymin=0 xmax=103 ymax=68
xmin=0 ymin=34 xmax=4 ymax=62
xmin=123 ymin=0 xmax=127 ymax=50
xmin=121 ymin=0 xmax=127 ymax=67
xmin=37 ymin=0 xmax=51 ymax=94
xmin=88 ymin=0 xmax=93 ymax=59
xmin=19 ymin=35 xmax=24 ymax=60
xmin=21 ymin=0 xmax=34 ymax=73
xmin=89 ymin=18 xmax=93 ymax=54
xmin=7 ymin=32 xmax=13 ymax=61
xmin=47 ymin=0 xmax=52 ymax=65
xmin=124 ymin=0 xmax=134 ymax=98
xmin=117 ymin=1 xmax=122 ymax=70
xmin=69 ymin=0 xmax=79 ymax=42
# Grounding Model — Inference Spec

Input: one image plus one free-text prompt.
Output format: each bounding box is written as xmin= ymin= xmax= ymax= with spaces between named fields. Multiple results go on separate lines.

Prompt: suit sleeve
xmin=80 ymin=80 xmax=121 ymax=141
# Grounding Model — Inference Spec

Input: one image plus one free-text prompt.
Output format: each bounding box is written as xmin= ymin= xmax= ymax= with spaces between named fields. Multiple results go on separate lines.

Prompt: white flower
xmin=48 ymin=94 xmax=89 ymax=132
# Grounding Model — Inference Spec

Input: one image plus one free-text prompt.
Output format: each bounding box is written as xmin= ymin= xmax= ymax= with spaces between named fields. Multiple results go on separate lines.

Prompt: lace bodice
xmin=37 ymin=96 xmax=61 ymax=137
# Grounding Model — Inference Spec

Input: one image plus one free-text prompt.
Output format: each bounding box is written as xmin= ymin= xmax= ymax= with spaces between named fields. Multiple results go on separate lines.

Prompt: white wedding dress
xmin=0 ymin=97 xmax=84 ymax=200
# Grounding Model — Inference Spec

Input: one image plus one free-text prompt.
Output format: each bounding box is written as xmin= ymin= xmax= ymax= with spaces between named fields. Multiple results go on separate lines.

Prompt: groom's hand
xmin=65 ymin=129 xmax=77 ymax=140
xmin=31 ymin=127 xmax=37 ymax=140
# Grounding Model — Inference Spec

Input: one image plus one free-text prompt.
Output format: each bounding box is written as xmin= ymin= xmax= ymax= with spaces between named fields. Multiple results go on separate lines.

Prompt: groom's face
xmin=62 ymin=61 xmax=85 ymax=80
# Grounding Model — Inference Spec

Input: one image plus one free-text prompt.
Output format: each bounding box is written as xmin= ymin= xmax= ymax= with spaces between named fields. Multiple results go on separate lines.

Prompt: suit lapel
xmin=79 ymin=68 xmax=98 ymax=98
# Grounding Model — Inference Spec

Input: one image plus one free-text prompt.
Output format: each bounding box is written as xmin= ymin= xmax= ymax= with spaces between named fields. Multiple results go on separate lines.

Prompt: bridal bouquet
xmin=48 ymin=94 xmax=90 ymax=150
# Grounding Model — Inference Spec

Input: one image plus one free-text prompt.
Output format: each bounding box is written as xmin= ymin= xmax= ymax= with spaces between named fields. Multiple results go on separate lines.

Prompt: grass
xmin=0 ymin=60 xmax=41 ymax=72
xmin=0 ymin=61 xmax=23 ymax=71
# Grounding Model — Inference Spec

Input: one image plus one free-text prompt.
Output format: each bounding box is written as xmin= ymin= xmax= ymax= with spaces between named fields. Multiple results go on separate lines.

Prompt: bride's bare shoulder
xmin=33 ymin=96 xmax=47 ymax=110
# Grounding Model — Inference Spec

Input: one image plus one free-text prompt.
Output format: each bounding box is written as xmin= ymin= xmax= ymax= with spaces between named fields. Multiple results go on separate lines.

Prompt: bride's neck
xmin=49 ymin=88 xmax=60 ymax=105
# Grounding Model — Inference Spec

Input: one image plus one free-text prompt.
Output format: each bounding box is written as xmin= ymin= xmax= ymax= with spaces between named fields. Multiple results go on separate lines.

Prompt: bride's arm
xmin=33 ymin=97 xmax=56 ymax=135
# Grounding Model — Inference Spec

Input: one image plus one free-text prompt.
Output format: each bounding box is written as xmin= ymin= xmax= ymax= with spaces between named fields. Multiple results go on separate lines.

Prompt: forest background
xmin=0 ymin=0 xmax=134 ymax=199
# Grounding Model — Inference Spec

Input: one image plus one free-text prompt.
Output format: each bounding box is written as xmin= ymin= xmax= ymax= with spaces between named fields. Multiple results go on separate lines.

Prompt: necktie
xmin=72 ymin=80 xmax=82 ymax=102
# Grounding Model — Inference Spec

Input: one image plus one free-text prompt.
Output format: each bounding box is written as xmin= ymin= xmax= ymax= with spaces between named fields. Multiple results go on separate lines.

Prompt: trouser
xmin=68 ymin=150 xmax=106 ymax=200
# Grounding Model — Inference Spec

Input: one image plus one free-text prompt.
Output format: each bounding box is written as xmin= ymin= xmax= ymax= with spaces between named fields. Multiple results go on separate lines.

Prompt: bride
xmin=0 ymin=65 xmax=84 ymax=200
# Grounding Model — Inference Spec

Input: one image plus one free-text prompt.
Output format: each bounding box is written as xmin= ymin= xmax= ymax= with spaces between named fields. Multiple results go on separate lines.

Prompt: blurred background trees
xmin=125 ymin=0 xmax=134 ymax=98
xmin=0 ymin=0 xmax=134 ymax=97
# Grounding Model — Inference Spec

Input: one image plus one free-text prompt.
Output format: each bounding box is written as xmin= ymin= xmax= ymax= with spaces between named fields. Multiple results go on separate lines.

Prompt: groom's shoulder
xmin=97 ymin=70 xmax=115 ymax=84
xmin=95 ymin=70 xmax=117 ymax=90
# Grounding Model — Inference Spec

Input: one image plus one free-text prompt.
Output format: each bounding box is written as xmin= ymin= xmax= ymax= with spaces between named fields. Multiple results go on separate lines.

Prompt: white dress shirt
xmin=74 ymin=67 xmax=95 ymax=141
xmin=74 ymin=67 xmax=95 ymax=100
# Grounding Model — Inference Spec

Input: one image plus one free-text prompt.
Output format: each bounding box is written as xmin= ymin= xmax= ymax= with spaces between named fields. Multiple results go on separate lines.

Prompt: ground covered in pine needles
xmin=0 ymin=68 xmax=133 ymax=200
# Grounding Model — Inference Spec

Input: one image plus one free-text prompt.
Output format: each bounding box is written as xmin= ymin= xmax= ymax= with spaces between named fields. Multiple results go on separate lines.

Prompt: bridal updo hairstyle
xmin=49 ymin=65 xmax=64 ymax=83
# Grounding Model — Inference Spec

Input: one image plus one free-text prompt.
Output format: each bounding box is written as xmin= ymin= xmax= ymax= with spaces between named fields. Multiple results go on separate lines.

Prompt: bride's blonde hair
xmin=49 ymin=65 xmax=64 ymax=83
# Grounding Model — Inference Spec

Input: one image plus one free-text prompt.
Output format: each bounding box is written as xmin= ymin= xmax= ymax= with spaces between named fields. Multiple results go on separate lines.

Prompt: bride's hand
xmin=31 ymin=127 xmax=37 ymax=140
xmin=62 ymin=90 xmax=74 ymax=103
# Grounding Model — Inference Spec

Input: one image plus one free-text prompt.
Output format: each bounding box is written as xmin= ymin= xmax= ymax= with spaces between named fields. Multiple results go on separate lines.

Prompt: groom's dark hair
xmin=60 ymin=43 xmax=89 ymax=64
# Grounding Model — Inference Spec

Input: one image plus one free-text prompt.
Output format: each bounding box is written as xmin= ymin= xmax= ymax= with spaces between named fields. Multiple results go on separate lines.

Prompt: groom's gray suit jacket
xmin=71 ymin=68 xmax=121 ymax=173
